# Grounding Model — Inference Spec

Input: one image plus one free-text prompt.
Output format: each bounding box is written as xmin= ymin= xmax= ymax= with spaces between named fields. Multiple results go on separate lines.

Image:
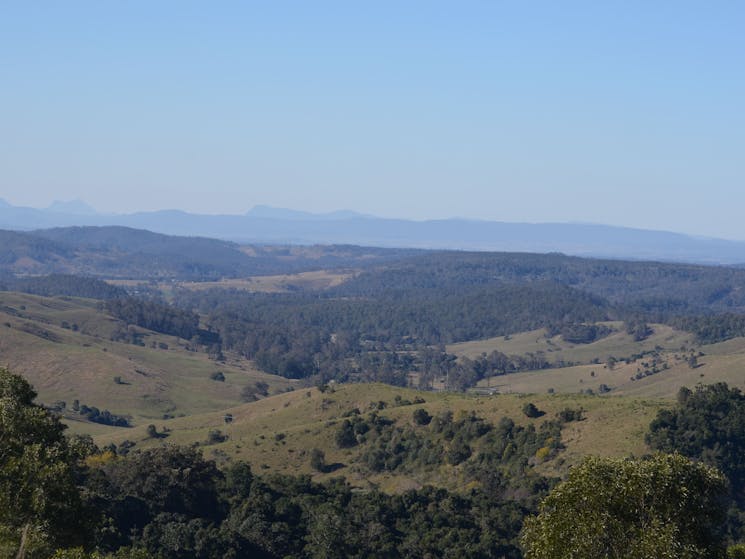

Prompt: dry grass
xmin=476 ymin=341 xmax=745 ymax=399
xmin=0 ymin=291 xmax=293 ymax=424
xmin=107 ymin=270 xmax=355 ymax=295
xmin=3 ymin=290 xmax=740 ymax=494
xmin=92 ymin=383 xmax=666 ymax=490
xmin=448 ymin=322 xmax=693 ymax=365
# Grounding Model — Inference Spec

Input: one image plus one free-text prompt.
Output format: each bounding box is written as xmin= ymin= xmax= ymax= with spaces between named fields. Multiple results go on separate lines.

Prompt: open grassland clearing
xmin=474 ymin=332 xmax=745 ymax=399
xmin=448 ymin=322 xmax=693 ymax=365
xmin=107 ymin=269 xmax=356 ymax=296
xmin=178 ymin=269 xmax=356 ymax=292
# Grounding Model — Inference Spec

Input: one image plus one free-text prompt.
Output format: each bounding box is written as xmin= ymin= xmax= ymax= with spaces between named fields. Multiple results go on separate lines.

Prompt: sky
xmin=1 ymin=1 xmax=744 ymax=238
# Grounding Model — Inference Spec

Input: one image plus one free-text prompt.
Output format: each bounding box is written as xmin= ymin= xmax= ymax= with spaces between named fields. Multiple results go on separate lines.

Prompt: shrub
xmin=557 ymin=407 xmax=583 ymax=423
xmin=522 ymin=402 xmax=543 ymax=418
xmin=310 ymin=448 xmax=326 ymax=472
xmin=206 ymin=429 xmax=227 ymax=444
xmin=335 ymin=420 xmax=358 ymax=448
xmin=412 ymin=408 xmax=432 ymax=425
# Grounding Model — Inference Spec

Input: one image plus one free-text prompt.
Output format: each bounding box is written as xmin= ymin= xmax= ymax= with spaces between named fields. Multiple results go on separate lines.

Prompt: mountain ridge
xmin=1 ymin=200 xmax=744 ymax=264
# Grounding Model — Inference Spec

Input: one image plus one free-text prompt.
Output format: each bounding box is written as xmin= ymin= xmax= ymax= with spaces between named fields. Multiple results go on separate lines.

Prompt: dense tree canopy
xmin=520 ymin=454 xmax=729 ymax=559
xmin=0 ymin=368 xmax=86 ymax=555
xmin=647 ymin=383 xmax=745 ymax=499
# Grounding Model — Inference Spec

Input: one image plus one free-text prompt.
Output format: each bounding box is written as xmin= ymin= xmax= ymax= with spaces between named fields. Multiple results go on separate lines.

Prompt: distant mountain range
xmin=1 ymin=199 xmax=744 ymax=265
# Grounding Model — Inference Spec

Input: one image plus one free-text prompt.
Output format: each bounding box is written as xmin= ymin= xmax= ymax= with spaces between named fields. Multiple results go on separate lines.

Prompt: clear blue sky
xmin=1 ymin=1 xmax=744 ymax=238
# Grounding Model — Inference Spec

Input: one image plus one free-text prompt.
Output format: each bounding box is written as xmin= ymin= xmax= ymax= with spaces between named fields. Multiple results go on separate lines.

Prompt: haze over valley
xmin=3 ymin=2 xmax=745 ymax=558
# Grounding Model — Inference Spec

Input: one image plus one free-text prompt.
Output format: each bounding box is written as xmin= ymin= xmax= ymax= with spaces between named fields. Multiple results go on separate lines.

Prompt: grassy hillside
xmin=448 ymin=322 xmax=693 ymax=364
xmin=468 ymin=326 xmax=745 ymax=399
xmin=0 ymin=291 xmax=293 ymax=426
xmin=92 ymin=383 xmax=665 ymax=492
xmin=3 ymin=288 xmax=742 ymax=499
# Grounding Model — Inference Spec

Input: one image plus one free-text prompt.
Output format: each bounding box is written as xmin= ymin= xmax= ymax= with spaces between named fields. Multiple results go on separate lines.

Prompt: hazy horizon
xmin=2 ymin=2 xmax=743 ymax=239
xmin=4 ymin=197 xmax=745 ymax=246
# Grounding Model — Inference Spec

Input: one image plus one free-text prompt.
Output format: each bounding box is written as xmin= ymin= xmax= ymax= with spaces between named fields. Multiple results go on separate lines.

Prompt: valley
xmin=3 ymin=226 xmax=745 ymax=557
xmin=1 ymin=261 xmax=744 ymax=486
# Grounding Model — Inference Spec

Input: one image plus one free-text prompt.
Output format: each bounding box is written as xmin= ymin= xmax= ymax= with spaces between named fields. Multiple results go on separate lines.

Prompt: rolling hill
xmin=89 ymin=382 xmax=666 ymax=492
xmin=2 ymin=286 xmax=745 ymax=498
xmin=0 ymin=291 xmax=293 ymax=426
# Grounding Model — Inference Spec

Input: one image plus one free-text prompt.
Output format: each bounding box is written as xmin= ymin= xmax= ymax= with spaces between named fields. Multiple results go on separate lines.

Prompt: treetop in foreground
xmin=520 ymin=453 xmax=728 ymax=559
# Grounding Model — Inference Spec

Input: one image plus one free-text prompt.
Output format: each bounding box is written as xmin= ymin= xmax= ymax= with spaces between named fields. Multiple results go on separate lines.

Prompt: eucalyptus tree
xmin=521 ymin=454 xmax=729 ymax=559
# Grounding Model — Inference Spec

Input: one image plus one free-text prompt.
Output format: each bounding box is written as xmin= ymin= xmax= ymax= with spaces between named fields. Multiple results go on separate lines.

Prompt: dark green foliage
xmin=0 ymin=370 xmax=575 ymax=558
xmin=625 ymin=318 xmax=653 ymax=341
xmin=206 ymin=430 xmax=226 ymax=444
xmin=106 ymin=298 xmax=200 ymax=340
xmin=0 ymin=368 xmax=87 ymax=551
xmin=646 ymin=383 xmax=745 ymax=541
xmin=412 ymin=408 xmax=432 ymax=425
xmin=446 ymin=437 xmax=472 ymax=465
xmin=557 ymin=407 xmax=583 ymax=423
xmin=521 ymin=454 xmax=729 ymax=559
xmin=354 ymin=410 xmax=563 ymax=504
xmin=163 ymin=249 xmax=745 ymax=385
xmin=5 ymin=274 xmax=127 ymax=300
xmin=185 ymin=281 xmax=608 ymax=379
xmin=0 ymin=230 xmax=75 ymax=265
xmin=335 ymin=420 xmax=358 ymax=448
xmin=224 ymin=473 xmax=526 ymax=559
xmin=558 ymin=323 xmax=612 ymax=344
xmin=240 ymin=381 xmax=270 ymax=402
xmin=522 ymin=403 xmax=543 ymax=418
xmin=334 ymin=250 xmax=745 ymax=316
xmin=647 ymin=383 xmax=745 ymax=500
xmin=78 ymin=403 xmax=130 ymax=427
xmin=309 ymin=449 xmax=326 ymax=472
xmin=254 ymin=381 xmax=269 ymax=396
xmin=87 ymin=447 xmax=223 ymax=549
xmin=674 ymin=314 xmax=745 ymax=344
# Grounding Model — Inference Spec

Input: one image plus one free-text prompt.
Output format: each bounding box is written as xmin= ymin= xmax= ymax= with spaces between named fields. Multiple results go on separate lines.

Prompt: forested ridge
xmin=0 ymin=274 xmax=127 ymax=300
xmin=0 ymin=227 xmax=421 ymax=279
xmin=167 ymin=249 xmax=745 ymax=383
